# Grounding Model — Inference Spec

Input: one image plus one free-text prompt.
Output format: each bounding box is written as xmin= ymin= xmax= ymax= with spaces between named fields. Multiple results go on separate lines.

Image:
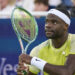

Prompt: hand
xmin=19 ymin=53 xmax=32 ymax=64
xmin=17 ymin=62 xmax=29 ymax=75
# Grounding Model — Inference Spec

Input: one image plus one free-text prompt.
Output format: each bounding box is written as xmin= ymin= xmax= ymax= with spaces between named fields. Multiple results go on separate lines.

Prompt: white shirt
xmin=49 ymin=0 xmax=62 ymax=6
xmin=0 ymin=5 xmax=15 ymax=18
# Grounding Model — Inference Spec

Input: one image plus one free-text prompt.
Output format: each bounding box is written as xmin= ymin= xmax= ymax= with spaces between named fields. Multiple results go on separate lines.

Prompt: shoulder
xmin=70 ymin=33 xmax=75 ymax=40
xmin=30 ymin=40 xmax=49 ymax=57
xmin=69 ymin=34 xmax=75 ymax=53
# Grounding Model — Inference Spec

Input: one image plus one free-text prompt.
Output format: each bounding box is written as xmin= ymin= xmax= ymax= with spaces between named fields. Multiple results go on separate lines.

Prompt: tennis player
xmin=17 ymin=8 xmax=75 ymax=75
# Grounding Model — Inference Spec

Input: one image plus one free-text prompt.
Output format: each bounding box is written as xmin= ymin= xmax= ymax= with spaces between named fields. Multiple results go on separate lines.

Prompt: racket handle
xmin=23 ymin=64 xmax=28 ymax=75
xmin=23 ymin=70 xmax=27 ymax=75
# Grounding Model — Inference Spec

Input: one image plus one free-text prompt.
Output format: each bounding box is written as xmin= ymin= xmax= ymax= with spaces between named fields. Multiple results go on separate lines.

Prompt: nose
xmin=45 ymin=23 xmax=53 ymax=29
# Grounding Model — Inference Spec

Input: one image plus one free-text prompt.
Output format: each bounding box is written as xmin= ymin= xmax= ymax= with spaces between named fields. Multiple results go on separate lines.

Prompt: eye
xmin=52 ymin=20 xmax=57 ymax=25
xmin=54 ymin=21 xmax=57 ymax=24
xmin=45 ymin=19 xmax=49 ymax=24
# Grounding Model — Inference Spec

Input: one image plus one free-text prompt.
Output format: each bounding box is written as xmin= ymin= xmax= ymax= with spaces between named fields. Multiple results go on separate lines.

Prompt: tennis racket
xmin=11 ymin=7 xmax=38 ymax=74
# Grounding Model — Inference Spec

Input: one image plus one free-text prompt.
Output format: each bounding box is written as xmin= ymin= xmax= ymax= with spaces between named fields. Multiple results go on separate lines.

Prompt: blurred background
xmin=0 ymin=0 xmax=75 ymax=75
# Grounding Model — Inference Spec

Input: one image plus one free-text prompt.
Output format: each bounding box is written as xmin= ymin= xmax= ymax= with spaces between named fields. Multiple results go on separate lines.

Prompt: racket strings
xmin=13 ymin=10 xmax=37 ymax=42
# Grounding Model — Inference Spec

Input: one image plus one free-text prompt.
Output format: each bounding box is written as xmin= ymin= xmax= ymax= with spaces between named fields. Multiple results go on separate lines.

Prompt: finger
xmin=19 ymin=55 xmax=23 ymax=62
xmin=18 ymin=63 xmax=25 ymax=69
xmin=17 ymin=67 xmax=29 ymax=74
xmin=17 ymin=72 xmax=22 ymax=75
xmin=17 ymin=70 xmax=24 ymax=75
xmin=19 ymin=62 xmax=23 ymax=66
xmin=18 ymin=65 xmax=26 ymax=70
xmin=17 ymin=72 xmax=24 ymax=75
xmin=19 ymin=63 xmax=28 ymax=68
xmin=17 ymin=68 xmax=22 ymax=72
xmin=17 ymin=66 xmax=26 ymax=71
xmin=19 ymin=58 xmax=23 ymax=63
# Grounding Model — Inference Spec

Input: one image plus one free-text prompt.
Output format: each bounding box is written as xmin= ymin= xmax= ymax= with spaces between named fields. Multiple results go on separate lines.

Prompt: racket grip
xmin=23 ymin=70 xmax=27 ymax=75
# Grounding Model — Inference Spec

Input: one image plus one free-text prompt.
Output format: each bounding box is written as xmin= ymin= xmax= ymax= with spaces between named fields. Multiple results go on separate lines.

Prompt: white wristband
xmin=31 ymin=57 xmax=47 ymax=71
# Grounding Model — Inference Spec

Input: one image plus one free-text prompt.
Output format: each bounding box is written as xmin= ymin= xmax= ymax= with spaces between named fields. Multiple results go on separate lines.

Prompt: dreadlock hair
xmin=56 ymin=7 xmax=71 ymax=19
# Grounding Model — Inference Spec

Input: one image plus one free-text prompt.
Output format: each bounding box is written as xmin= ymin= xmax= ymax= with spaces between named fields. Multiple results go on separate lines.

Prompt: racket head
xmin=11 ymin=7 xmax=38 ymax=42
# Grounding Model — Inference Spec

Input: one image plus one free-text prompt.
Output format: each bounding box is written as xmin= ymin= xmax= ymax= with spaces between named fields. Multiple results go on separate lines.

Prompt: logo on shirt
xmin=35 ymin=59 xmax=41 ymax=62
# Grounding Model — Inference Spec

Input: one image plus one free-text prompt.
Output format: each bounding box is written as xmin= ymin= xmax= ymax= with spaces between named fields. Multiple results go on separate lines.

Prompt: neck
xmin=52 ymin=32 xmax=68 ymax=48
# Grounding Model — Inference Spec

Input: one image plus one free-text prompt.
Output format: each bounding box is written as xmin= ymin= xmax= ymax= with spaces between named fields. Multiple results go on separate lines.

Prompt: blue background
xmin=0 ymin=18 xmax=75 ymax=75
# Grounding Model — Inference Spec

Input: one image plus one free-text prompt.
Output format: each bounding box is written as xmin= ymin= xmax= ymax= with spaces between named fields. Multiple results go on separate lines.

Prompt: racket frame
xmin=11 ymin=7 xmax=38 ymax=53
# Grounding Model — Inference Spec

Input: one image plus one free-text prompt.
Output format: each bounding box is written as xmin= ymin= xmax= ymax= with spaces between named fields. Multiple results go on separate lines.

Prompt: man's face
xmin=72 ymin=0 xmax=75 ymax=6
xmin=45 ymin=14 xmax=68 ymax=39
xmin=0 ymin=0 xmax=9 ymax=9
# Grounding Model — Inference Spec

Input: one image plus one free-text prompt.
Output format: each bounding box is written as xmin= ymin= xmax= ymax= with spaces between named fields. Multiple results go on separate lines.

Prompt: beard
xmin=45 ymin=30 xmax=64 ymax=39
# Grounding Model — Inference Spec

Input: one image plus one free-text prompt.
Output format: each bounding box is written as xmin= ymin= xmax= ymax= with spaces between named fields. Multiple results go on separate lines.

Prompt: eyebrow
xmin=46 ymin=18 xmax=59 ymax=21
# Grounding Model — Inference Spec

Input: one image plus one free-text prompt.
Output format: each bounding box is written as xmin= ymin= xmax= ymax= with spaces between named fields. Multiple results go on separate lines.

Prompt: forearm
xmin=44 ymin=63 xmax=71 ymax=75
xmin=30 ymin=57 xmax=74 ymax=75
xmin=20 ymin=54 xmax=75 ymax=75
xmin=27 ymin=71 xmax=37 ymax=75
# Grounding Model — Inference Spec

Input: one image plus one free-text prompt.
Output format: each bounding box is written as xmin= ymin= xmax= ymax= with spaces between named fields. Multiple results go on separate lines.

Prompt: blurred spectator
xmin=70 ymin=0 xmax=75 ymax=17
xmin=56 ymin=0 xmax=74 ymax=9
xmin=34 ymin=0 xmax=49 ymax=11
xmin=23 ymin=0 xmax=34 ymax=11
xmin=71 ymin=0 xmax=75 ymax=5
xmin=0 ymin=0 xmax=16 ymax=18
xmin=23 ymin=0 xmax=49 ymax=12
xmin=49 ymin=0 xmax=62 ymax=6
xmin=16 ymin=0 xmax=24 ymax=7
xmin=56 ymin=3 xmax=67 ymax=10
xmin=55 ymin=0 xmax=75 ymax=17
xmin=62 ymin=0 xmax=73 ymax=6
xmin=33 ymin=0 xmax=49 ymax=18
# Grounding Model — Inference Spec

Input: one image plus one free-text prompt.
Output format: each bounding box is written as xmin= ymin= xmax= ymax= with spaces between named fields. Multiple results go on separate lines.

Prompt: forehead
xmin=46 ymin=14 xmax=64 ymax=23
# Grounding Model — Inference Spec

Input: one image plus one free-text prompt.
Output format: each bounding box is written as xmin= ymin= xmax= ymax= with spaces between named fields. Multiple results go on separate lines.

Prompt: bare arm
xmin=44 ymin=54 xmax=75 ymax=75
xmin=19 ymin=54 xmax=75 ymax=75
xmin=27 ymin=71 xmax=37 ymax=75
